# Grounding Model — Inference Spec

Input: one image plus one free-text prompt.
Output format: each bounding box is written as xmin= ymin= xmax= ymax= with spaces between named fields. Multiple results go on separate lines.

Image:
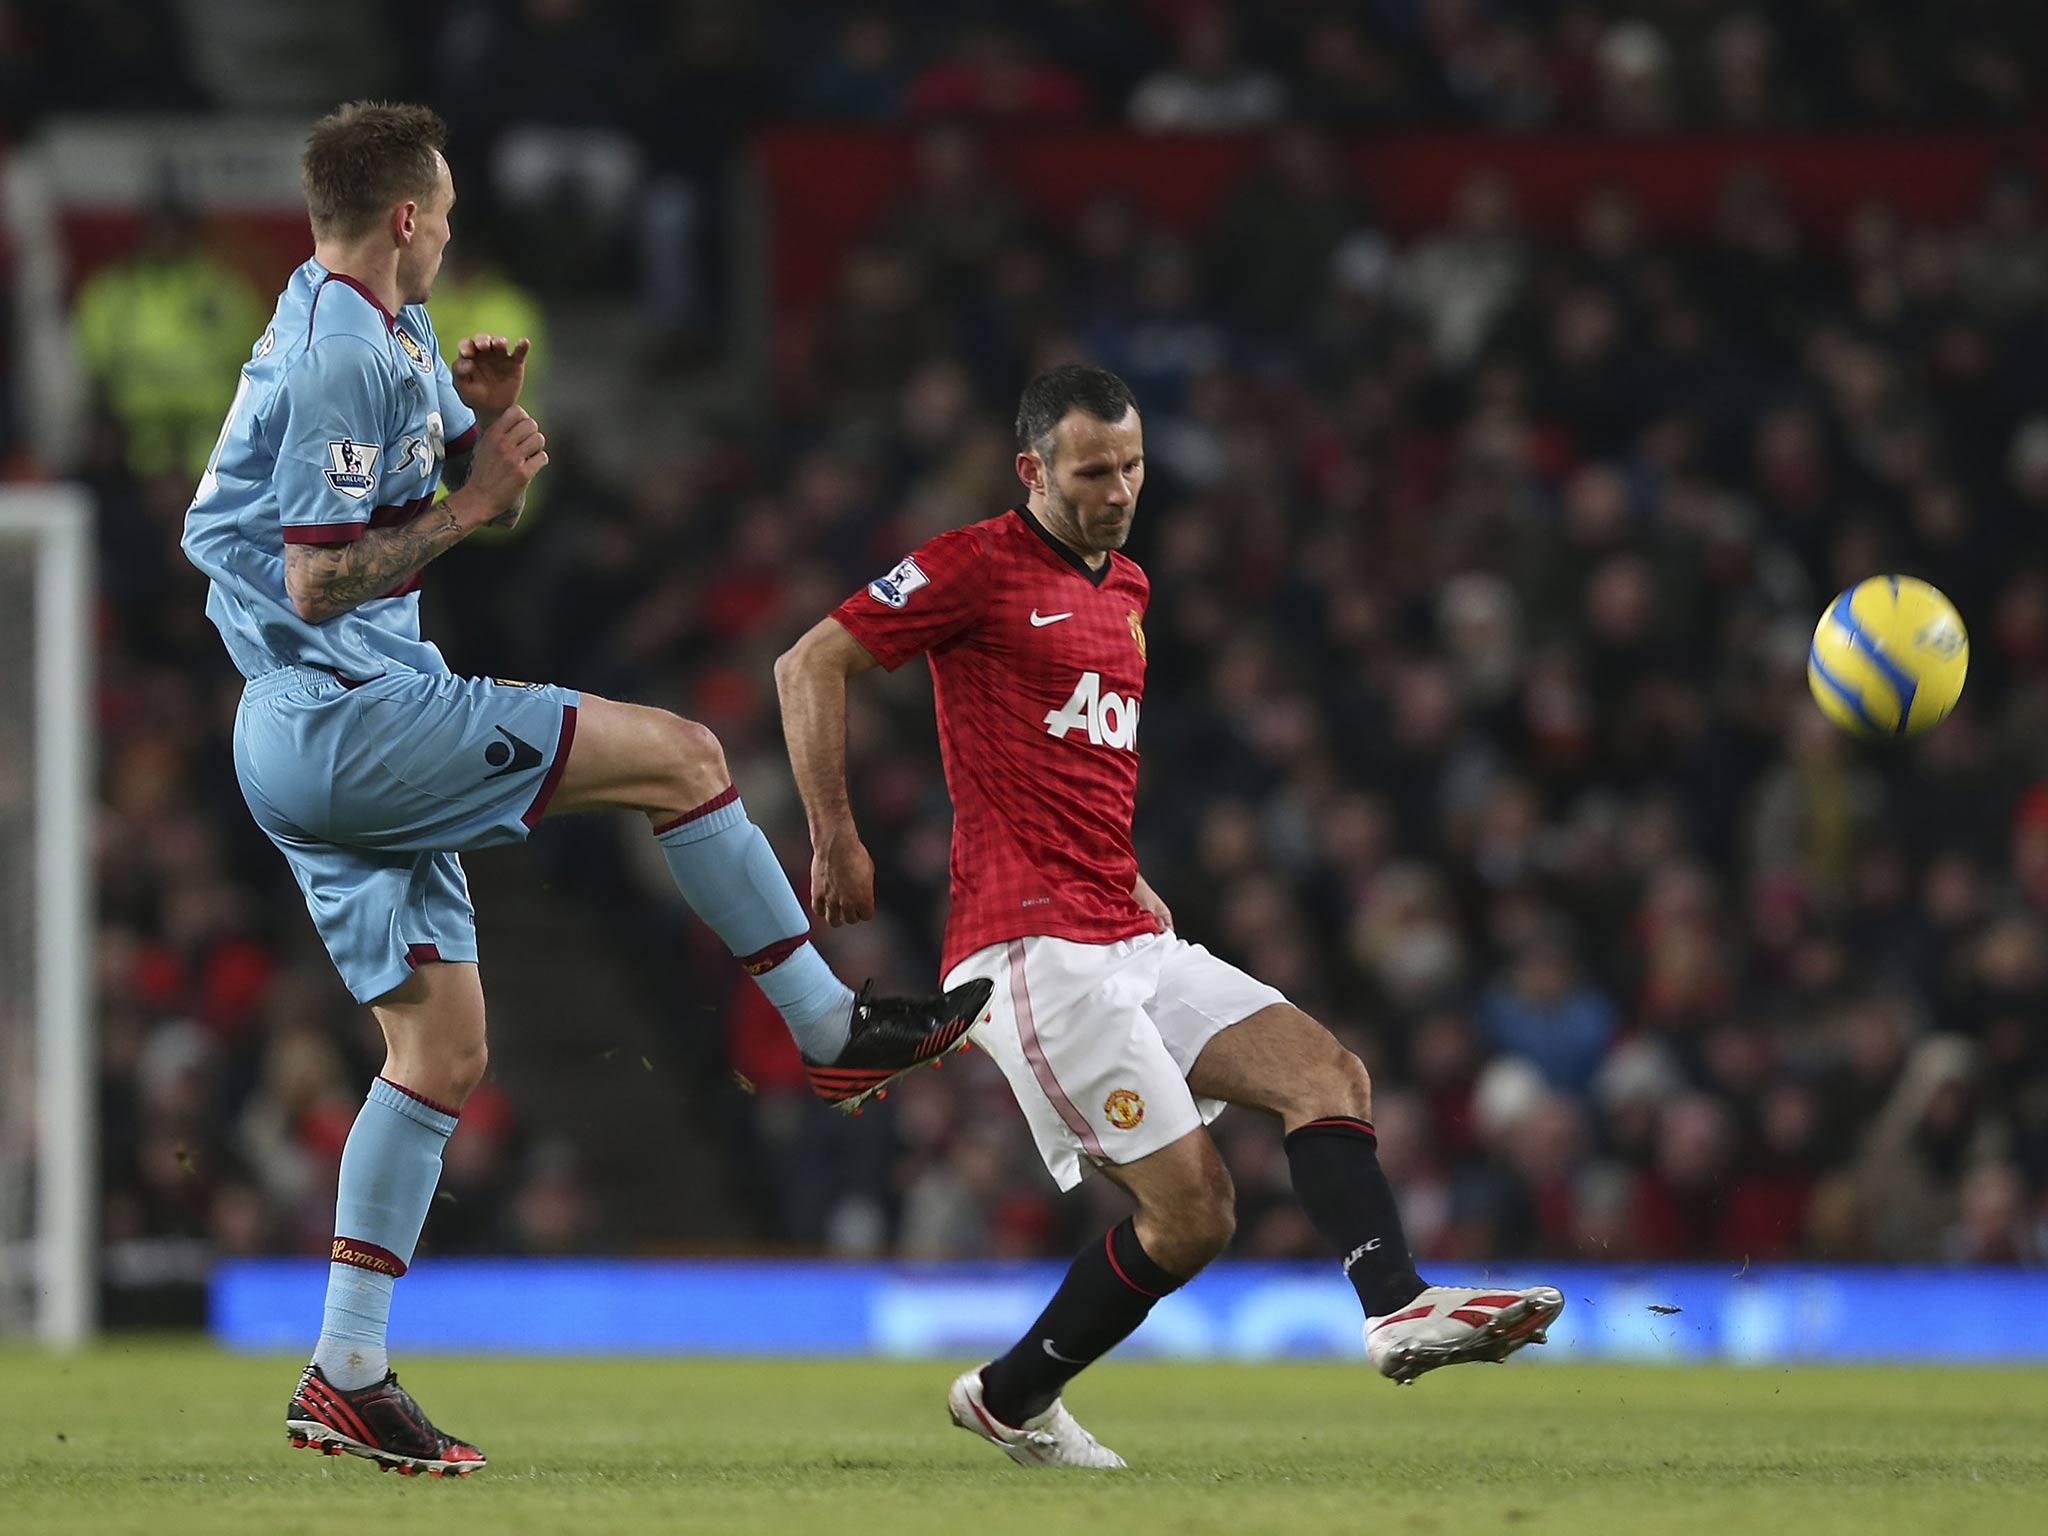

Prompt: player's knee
xmin=653 ymin=712 xmax=730 ymax=811
xmin=1273 ymin=1018 xmax=1372 ymax=1123
xmin=1330 ymin=1047 xmax=1373 ymax=1121
xmin=1287 ymin=1046 xmax=1370 ymax=1124
xmin=661 ymin=711 xmax=726 ymax=775
xmin=443 ymin=1035 xmax=489 ymax=1106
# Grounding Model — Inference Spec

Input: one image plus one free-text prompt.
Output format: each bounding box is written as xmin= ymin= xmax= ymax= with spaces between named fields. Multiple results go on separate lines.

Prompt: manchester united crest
xmin=1127 ymin=610 xmax=1147 ymax=660
xmin=1104 ymin=1088 xmax=1145 ymax=1131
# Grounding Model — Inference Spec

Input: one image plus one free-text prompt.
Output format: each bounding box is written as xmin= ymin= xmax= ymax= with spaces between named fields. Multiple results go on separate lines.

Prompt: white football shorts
xmin=944 ymin=930 xmax=1287 ymax=1191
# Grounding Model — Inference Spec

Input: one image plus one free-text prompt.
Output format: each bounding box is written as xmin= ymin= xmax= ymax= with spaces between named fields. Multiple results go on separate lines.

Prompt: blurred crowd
xmin=18 ymin=1 xmax=2048 ymax=138
xmin=13 ymin=0 xmax=2048 ymax=363
xmin=386 ymin=0 xmax=2048 ymax=136
xmin=6 ymin=4 xmax=2048 ymax=1298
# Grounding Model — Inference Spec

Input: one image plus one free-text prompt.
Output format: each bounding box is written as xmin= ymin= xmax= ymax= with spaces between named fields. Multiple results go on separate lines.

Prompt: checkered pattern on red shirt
xmin=832 ymin=507 xmax=1159 ymax=977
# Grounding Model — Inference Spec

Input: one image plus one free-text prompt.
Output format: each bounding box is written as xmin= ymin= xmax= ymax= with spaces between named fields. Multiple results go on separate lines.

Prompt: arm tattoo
xmin=286 ymin=504 xmax=469 ymax=622
xmin=486 ymin=488 xmax=526 ymax=532
xmin=443 ymin=447 xmax=517 ymax=527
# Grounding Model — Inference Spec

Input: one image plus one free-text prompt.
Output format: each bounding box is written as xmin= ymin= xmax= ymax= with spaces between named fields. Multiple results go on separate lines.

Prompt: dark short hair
xmin=302 ymin=101 xmax=447 ymax=240
xmin=1015 ymin=364 xmax=1138 ymax=461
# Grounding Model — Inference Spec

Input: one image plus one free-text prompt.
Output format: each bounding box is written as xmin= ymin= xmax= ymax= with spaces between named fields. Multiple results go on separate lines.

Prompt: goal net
xmin=0 ymin=487 xmax=95 ymax=1346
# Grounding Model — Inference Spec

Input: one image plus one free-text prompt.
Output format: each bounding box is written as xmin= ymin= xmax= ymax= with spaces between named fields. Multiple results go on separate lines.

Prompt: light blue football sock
xmin=655 ymin=788 xmax=854 ymax=1061
xmin=311 ymin=1077 xmax=457 ymax=1391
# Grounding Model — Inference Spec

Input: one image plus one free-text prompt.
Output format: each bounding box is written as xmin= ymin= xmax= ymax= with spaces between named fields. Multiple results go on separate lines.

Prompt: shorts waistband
xmin=241 ymin=666 xmax=374 ymax=702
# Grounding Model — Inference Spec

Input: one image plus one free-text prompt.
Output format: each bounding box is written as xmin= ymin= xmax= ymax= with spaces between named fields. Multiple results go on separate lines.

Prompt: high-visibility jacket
xmin=73 ymin=253 xmax=268 ymax=480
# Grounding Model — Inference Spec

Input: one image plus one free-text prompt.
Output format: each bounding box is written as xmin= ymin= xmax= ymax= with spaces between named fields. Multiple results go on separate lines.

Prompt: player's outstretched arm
xmin=283 ymin=407 xmax=547 ymax=622
xmin=775 ymin=617 xmax=883 ymax=927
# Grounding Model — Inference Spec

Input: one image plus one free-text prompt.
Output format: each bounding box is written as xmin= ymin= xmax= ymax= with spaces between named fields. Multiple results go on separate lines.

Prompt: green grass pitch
xmin=5 ymin=1342 xmax=2047 ymax=1535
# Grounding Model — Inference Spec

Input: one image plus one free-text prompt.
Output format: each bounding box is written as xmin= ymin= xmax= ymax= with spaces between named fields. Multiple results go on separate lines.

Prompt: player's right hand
xmin=812 ymin=833 xmax=876 ymax=927
xmin=466 ymin=405 xmax=548 ymax=519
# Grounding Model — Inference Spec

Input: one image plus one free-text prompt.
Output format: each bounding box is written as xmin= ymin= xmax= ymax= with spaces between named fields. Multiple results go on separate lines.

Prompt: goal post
xmin=0 ymin=486 xmax=95 ymax=1348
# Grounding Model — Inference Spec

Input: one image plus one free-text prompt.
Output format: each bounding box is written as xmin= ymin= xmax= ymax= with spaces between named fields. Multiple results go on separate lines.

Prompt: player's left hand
xmin=452 ymin=333 xmax=529 ymax=417
xmin=1133 ymin=873 xmax=1173 ymax=932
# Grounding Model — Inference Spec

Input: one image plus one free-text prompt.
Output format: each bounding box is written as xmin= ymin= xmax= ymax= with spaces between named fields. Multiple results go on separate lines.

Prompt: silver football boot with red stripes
xmin=1366 ymin=1284 xmax=1565 ymax=1384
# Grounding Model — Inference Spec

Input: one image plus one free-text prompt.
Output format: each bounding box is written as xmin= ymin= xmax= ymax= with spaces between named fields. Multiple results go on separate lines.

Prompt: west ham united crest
xmin=395 ymin=326 xmax=434 ymax=372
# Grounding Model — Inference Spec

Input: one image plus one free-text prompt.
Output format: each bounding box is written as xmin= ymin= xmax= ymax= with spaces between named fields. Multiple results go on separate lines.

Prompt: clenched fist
xmin=459 ymin=405 xmax=548 ymax=525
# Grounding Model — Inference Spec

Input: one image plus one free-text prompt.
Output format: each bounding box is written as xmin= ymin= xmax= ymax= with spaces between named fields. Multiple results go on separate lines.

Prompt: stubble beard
xmin=402 ymin=249 xmax=443 ymax=307
xmin=1046 ymin=482 xmax=1129 ymax=557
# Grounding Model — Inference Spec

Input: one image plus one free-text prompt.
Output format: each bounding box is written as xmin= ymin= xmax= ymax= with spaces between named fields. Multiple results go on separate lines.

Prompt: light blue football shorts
xmin=234 ymin=667 xmax=581 ymax=1003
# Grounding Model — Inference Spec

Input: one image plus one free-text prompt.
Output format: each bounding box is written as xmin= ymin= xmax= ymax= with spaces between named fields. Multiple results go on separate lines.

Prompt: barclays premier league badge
xmin=323 ymin=438 xmax=380 ymax=499
xmin=868 ymin=556 xmax=929 ymax=609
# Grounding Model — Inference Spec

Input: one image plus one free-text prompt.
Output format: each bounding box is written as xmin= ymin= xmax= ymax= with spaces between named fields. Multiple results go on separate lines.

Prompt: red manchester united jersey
xmin=833 ymin=505 xmax=1159 ymax=975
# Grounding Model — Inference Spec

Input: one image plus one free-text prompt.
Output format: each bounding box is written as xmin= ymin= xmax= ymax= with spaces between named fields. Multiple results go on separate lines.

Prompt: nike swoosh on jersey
xmin=1029 ymin=610 xmax=1074 ymax=626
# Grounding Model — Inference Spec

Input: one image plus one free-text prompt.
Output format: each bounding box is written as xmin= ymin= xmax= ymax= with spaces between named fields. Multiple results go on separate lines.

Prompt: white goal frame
xmin=0 ymin=487 xmax=95 ymax=1347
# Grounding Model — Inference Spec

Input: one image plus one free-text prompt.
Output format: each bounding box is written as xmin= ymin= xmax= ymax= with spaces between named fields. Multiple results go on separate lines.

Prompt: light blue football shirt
xmin=182 ymin=259 xmax=479 ymax=683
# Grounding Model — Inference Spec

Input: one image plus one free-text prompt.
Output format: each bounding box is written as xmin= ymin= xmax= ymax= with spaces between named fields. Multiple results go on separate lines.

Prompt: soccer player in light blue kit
xmin=181 ymin=103 xmax=991 ymax=1476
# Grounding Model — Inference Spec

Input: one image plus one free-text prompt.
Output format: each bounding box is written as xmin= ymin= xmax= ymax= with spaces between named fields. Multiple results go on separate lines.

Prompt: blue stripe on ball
xmin=1830 ymin=592 xmax=1917 ymax=736
xmin=1809 ymin=643 xmax=1882 ymax=735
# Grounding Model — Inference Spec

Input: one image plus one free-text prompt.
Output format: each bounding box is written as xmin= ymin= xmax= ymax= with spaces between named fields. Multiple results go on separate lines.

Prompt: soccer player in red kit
xmin=776 ymin=365 xmax=1562 ymax=1468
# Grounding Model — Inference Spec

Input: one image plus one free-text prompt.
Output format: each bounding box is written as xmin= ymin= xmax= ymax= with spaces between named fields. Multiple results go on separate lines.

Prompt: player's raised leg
xmin=546 ymin=693 xmax=990 ymax=1102
xmin=1187 ymin=1004 xmax=1563 ymax=1384
xmin=289 ymin=958 xmax=486 ymax=1475
xmin=951 ymin=1127 xmax=1233 ymax=1468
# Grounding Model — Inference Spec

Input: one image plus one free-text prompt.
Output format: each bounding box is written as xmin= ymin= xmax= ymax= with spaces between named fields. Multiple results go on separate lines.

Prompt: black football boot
xmin=286 ymin=1363 xmax=486 ymax=1477
xmin=802 ymin=977 xmax=995 ymax=1113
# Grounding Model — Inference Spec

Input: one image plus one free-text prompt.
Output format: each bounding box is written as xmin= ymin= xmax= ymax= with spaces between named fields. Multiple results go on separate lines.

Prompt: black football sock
xmin=1284 ymin=1115 xmax=1428 ymax=1317
xmin=979 ymin=1218 xmax=1185 ymax=1426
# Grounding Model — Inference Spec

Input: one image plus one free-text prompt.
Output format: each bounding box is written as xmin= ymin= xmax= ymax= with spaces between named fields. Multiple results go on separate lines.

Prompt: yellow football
xmin=1807 ymin=576 xmax=1969 ymax=740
